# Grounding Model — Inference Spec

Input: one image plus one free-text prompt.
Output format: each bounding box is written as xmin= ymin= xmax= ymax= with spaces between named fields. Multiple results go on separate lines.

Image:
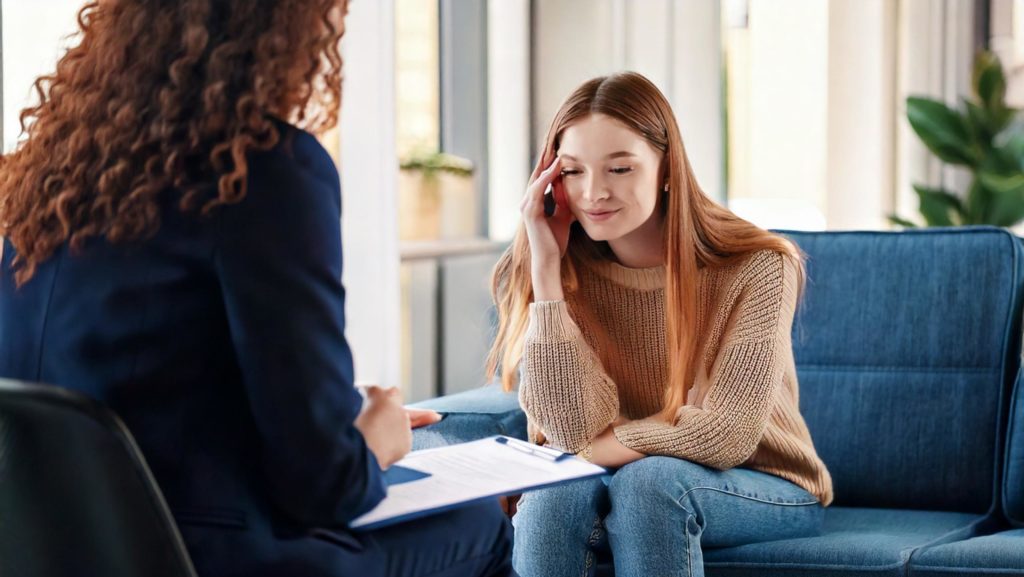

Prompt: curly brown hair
xmin=0 ymin=0 xmax=349 ymax=285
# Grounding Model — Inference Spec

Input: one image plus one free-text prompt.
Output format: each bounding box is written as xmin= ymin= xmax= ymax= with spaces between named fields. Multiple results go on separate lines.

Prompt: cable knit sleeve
xmin=613 ymin=251 xmax=798 ymax=469
xmin=519 ymin=300 xmax=619 ymax=453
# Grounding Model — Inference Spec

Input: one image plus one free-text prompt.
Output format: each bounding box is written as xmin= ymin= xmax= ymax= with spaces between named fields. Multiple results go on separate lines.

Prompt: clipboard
xmin=349 ymin=436 xmax=608 ymax=531
xmin=383 ymin=464 xmax=432 ymax=486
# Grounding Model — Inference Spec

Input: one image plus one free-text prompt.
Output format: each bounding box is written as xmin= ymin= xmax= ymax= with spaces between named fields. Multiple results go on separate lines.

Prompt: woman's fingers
xmin=529 ymin=148 xmax=555 ymax=182
xmin=406 ymin=408 xmax=443 ymax=429
xmin=523 ymin=157 xmax=561 ymax=216
xmin=537 ymin=156 xmax=561 ymax=193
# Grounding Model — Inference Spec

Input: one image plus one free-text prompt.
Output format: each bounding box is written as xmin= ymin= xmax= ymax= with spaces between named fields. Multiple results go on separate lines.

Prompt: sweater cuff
xmin=527 ymin=300 xmax=579 ymax=341
xmin=613 ymin=418 xmax=677 ymax=454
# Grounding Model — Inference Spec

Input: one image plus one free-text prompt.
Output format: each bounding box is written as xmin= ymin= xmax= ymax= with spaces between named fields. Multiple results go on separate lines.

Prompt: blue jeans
xmin=512 ymin=457 xmax=823 ymax=577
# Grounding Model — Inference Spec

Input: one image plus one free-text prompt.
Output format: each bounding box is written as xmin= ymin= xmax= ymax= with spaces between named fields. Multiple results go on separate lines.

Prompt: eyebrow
xmin=559 ymin=151 xmax=638 ymax=161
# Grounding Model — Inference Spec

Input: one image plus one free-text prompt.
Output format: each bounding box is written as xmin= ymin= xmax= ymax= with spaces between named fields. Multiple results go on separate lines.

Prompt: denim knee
xmin=608 ymin=457 xmax=717 ymax=526
xmin=513 ymin=476 xmax=607 ymax=534
xmin=512 ymin=477 xmax=609 ymax=577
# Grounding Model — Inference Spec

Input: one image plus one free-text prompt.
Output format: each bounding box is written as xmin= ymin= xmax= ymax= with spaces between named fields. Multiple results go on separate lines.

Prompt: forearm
xmin=519 ymin=352 xmax=618 ymax=452
xmin=532 ymin=261 xmax=564 ymax=302
xmin=519 ymin=301 xmax=619 ymax=452
xmin=588 ymin=425 xmax=645 ymax=468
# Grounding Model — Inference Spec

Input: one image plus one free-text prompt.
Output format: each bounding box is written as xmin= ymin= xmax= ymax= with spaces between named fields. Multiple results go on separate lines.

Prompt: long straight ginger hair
xmin=486 ymin=72 xmax=803 ymax=421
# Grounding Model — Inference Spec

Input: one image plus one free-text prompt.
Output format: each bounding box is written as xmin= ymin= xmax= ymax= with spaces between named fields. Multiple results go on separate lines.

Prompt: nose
xmin=580 ymin=174 xmax=610 ymax=203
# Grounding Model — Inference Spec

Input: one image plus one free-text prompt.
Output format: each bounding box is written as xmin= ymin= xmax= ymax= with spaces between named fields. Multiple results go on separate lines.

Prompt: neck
xmin=607 ymin=213 xmax=665 ymax=268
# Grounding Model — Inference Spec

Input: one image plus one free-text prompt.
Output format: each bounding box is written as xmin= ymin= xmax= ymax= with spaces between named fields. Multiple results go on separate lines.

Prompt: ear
xmin=658 ymin=155 xmax=671 ymax=185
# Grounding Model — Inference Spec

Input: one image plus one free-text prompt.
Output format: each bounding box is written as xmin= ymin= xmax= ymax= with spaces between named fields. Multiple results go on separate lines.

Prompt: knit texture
xmin=519 ymin=249 xmax=834 ymax=506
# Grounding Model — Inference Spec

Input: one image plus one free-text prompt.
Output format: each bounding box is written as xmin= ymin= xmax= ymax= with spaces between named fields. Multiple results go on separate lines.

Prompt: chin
xmin=579 ymin=223 xmax=624 ymax=243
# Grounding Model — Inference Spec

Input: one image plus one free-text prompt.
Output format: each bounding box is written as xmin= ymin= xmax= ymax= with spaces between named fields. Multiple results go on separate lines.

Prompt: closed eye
xmin=610 ymin=167 xmax=634 ymax=175
xmin=560 ymin=169 xmax=582 ymax=177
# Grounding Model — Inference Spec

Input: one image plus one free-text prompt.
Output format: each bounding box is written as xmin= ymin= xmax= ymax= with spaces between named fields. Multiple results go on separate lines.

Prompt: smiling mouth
xmin=584 ymin=209 xmax=620 ymax=221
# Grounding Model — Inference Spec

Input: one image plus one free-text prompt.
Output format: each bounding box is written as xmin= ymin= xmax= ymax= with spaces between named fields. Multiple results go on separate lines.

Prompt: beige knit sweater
xmin=519 ymin=249 xmax=834 ymax=506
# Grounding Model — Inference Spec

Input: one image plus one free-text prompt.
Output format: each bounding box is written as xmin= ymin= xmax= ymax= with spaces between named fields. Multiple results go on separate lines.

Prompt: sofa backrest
xmin=1005 ymin=369 xmax=1024 ymax=524
xmin=784 ymin=228 xmax=1024 ymax=513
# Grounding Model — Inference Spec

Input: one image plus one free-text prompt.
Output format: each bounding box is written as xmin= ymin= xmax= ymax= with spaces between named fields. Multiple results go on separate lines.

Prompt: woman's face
xmin=557 ymin=113 xmax=665 ymax=244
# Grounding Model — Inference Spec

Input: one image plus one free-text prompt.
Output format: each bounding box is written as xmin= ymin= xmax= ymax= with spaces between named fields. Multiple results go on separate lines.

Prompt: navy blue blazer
xmin=0 ymin=120 xmax=387 ymax=576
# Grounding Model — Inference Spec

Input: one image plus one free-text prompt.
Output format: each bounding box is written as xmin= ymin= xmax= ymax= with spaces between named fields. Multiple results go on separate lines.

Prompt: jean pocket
xmin=173 ymin=507 xmax=248 ymax=530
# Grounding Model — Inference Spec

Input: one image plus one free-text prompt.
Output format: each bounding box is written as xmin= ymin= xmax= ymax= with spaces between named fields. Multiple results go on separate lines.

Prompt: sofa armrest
xmin=409 ymin=383 xmax=527 ymax=450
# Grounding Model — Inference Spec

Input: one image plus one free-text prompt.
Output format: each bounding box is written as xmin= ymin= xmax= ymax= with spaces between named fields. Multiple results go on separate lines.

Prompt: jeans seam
xmin=676 ymin=485 xmax=820 ymax=509
xmin=584 ymin=517 xmax=602 ymax=577
xmin=686 ymin=514 xmax=694 ymax=577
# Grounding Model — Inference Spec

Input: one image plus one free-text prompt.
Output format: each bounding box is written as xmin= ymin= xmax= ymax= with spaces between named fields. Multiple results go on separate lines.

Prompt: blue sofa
xmin=411 ymin=227 xmax=1024 ymax=576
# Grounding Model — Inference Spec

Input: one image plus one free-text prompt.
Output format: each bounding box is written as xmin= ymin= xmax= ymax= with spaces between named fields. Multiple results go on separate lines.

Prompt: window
xmin=395 ymin=0 xmax=512 ymax=401
xmin=2 ymin=0 xmax=82 ymax=153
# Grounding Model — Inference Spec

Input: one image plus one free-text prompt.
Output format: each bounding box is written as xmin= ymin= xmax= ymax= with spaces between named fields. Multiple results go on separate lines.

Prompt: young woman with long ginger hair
xmin=0 ymin=2 xmax=513 ymax=576
xmin=488 ymin=71 xmax=833 ymax=577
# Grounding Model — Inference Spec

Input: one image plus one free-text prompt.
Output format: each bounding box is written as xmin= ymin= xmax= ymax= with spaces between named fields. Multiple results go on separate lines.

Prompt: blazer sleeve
xmin=214 ymin=127 xmax=385 ymax=527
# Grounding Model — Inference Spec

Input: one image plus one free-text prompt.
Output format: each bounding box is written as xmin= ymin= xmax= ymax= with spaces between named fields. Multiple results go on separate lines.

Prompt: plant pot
xmin=399 ymin=170 xmax=477 ymax=240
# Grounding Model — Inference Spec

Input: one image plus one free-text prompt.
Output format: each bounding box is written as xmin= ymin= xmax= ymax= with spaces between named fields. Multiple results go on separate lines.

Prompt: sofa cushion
xmin=703 ymin=507 xmax=984 ymax=577
xmin=410 ymin=383 xmax=527 ymax=450
xmin=783 ymin=228 xmax=1024 ymax=513
xmin=909 ymin=528 xmax=1024 ymax=575
xmin=1005 ymin=370 xmax=1024 ymax=526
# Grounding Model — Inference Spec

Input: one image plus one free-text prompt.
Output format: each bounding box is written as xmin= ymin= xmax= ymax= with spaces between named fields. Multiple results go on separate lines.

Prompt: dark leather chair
xmin=0 ymin=379 xmax=196 ymax=577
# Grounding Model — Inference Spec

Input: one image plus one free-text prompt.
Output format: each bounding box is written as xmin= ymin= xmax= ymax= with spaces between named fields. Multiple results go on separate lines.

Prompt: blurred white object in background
xmin=727 ymin=197 xmax=828 ymax=231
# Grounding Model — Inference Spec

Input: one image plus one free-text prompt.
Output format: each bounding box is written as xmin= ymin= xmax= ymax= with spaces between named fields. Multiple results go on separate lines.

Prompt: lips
xmin=584 ymin=209 xmax=620 ymax=222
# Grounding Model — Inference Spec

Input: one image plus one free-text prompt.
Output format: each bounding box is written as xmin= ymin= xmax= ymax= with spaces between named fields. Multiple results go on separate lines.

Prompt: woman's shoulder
xmin=216 ymin=118 xmax=342 ymax=231
xmin=723 ymin=246 xmax=800 ymax=294
xmin=259 ymin=117 xmax=340 ymax=190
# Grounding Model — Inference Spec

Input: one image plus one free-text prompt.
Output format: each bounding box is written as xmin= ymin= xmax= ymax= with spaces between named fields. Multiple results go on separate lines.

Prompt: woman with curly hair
xmin=0 ymin=2 xmax=513 ymax=576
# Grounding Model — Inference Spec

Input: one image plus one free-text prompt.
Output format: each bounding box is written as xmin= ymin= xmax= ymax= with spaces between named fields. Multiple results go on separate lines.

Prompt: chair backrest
xmin=0 ymin=379 xmax=196 ymax=577
xmin=784 ymin=227 xmax=1024 ymax=513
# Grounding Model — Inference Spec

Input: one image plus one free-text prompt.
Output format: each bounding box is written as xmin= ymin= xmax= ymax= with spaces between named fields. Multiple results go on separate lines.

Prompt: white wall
xmin=2 ymin=0 xmax=83 ymax=152
xmin=487 ymin=0 xmax=530 ymax=241
xmin=826 ymin=0 xmax=897 ymax=230
xmin=746 ymin=0 xmax=829 ymax=213
xmin=338 ymin=0 xmax=402 ymax=388
xmin=672 ymin=0 xmax=724 ymax=202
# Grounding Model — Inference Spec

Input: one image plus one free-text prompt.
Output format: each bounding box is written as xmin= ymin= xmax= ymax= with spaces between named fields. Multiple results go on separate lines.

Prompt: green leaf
xmin=965 ymin=180 xmax=992 ymax=224
xmin=888 ymin=215 xmax=918 ymax=228
xmin=992 ymin=130 xmax=1024 ymax=172
xmin=913 ymin=185 xmax=963 ymax=226
xmin=987 ymin=185 xmax=1024 ymax=226
xmin=965 ymin=100 xmax=995 ymax=144
xmin=992 ymin=106 xmax=1017 ymax=134
xmin=974 ymin=52 xmax=1007 ymax=112
xmin=906 ymin=97 xmax=977 ymax=166
xmin=979 ymin=171 xmax=1024 ymax=195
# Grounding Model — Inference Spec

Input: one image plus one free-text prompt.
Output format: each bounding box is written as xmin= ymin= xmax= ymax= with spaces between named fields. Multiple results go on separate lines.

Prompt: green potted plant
xmin=891 ymin=51 xmax=1024 ymax=228
xmin=398 ymin=150 xmax=475 ymax=240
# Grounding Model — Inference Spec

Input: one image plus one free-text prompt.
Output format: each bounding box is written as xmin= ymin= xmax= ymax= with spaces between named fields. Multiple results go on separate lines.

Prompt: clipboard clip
xmin=495 ymin=436 xmax=573 ymax=462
